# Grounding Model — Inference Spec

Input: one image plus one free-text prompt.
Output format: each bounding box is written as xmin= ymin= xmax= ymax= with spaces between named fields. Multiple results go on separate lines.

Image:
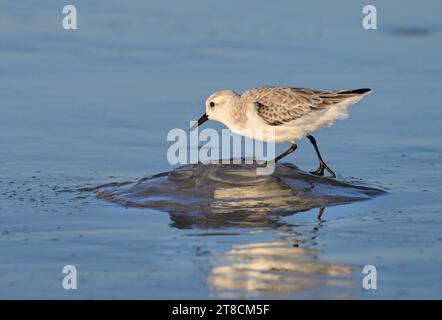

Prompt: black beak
xmin=190 ymin=113 xmax=209 ymax=131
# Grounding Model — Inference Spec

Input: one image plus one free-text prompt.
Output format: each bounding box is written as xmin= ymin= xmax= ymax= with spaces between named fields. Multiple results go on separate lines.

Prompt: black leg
xmin=273 ymin=143 xmax=297 ymax=163
xmin=317 ymin=207 xmax=325 ymax=220
xmin=306 ymin=135 xmax=336 ymax=178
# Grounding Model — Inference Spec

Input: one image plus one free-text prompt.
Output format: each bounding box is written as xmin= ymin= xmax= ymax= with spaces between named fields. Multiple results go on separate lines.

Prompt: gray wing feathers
xmin=241 ymin=87 xmax=369 ymax=126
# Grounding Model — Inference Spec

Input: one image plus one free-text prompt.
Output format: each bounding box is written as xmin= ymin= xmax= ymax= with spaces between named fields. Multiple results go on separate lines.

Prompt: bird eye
xmin=210 ymin=102 xmax=215 ymax=107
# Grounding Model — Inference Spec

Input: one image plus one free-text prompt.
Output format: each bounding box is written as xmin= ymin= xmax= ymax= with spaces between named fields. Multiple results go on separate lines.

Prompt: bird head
xmin=190 ymin=90 xmax=239 ymax=130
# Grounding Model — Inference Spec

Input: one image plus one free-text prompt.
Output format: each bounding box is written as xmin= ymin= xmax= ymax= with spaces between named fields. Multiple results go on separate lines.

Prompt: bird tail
xmin=319 ymin=88 xmax=372 ymax=106
xmin=340 ymin=88 xmax=372 ymax=96
xmin=339 ymin=88 xmax=372 ymax=106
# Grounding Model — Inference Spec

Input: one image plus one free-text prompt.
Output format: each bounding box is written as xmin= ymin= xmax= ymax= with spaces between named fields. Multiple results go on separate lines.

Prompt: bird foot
xmin=309 ymin=168 xmax=324 ymax=176
xmin=310 ymin=163 xmax=336 ymax=178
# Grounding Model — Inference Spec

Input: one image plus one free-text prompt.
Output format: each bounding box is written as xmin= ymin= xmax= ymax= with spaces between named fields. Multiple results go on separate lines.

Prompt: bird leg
xmin=273 ymin=143 xmax=298 ymax=162
xmin=317 ymin=207 xmax=325 ymax=220
xmin=306 ymin=135 xmax=336 ymax=178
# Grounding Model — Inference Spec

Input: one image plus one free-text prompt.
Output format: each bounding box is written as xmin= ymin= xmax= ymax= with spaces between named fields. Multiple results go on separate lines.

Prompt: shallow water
xmin=1 ymin=1 xmax=442 ymax=299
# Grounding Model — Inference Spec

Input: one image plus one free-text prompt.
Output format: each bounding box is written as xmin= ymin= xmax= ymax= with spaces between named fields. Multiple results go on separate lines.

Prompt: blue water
xmin=1 ymin=0 xmax=442 ymax=299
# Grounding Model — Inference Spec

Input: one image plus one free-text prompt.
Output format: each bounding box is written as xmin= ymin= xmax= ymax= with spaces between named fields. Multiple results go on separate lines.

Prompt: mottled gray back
xmin=240 ymin=86 xmax=370 ymax=125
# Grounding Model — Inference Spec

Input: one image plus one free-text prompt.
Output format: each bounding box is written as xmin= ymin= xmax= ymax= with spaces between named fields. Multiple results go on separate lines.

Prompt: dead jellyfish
xmin=82 ymin=162 xmax=385 ymax=227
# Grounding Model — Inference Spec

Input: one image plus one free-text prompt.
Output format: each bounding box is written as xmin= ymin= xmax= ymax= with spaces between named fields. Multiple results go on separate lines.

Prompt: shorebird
xmin=190 ymin=86 xmax=372 ymax=177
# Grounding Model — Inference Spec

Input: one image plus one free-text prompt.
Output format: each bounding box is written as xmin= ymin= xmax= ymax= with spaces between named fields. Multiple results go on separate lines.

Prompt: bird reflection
xmin=205 ymin=217 xmax=356 ymax=298
xmin=207 ymin=237 xmax=354 ymax=298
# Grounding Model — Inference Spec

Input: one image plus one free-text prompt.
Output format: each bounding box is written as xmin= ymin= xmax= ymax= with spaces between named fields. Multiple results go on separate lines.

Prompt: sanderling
xmin=190 ymin=86 xmax=372 ymax=177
